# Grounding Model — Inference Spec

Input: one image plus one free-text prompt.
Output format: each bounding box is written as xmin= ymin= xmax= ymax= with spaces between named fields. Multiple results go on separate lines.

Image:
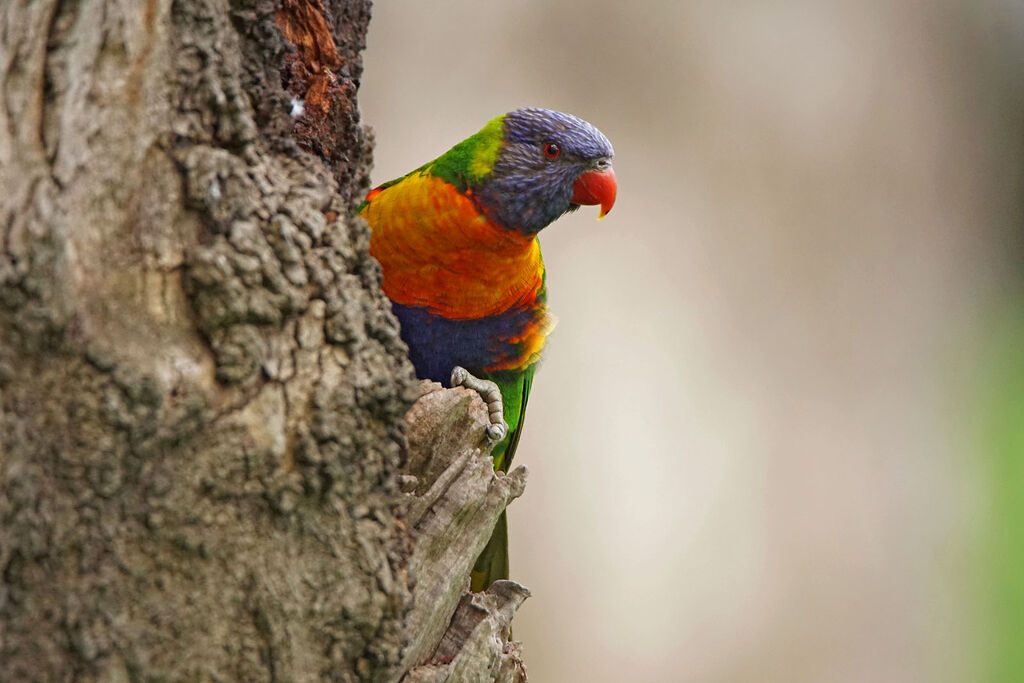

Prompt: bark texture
xmin=0 ymin=0 xmax=528 ymax=680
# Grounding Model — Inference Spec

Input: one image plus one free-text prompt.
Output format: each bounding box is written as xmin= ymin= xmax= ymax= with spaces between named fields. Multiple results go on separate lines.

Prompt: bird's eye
xmin=543 ymin=142 xmax=561 ymax=159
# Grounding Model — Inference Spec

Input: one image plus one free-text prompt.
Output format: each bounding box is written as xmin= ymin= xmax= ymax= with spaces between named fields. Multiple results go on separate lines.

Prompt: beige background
xmin=360 ymin=2 xmax=1023 ymax=680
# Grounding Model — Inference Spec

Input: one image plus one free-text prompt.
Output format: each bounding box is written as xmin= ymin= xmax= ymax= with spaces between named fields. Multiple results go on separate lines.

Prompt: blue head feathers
xmin=475 ymin=108 xmax=615 ymax=235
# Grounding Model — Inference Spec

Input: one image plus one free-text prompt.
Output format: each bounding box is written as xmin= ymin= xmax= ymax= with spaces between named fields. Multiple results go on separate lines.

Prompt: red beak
xmin=571 ymin=166 xmax=617 ymax=218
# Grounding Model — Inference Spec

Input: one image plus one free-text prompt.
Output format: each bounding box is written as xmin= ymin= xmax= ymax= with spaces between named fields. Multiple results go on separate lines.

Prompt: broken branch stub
xmin=405 ymin=581 xmax=530 ymax=683
xmin=398 ymin=381 xmax=529 ymax=680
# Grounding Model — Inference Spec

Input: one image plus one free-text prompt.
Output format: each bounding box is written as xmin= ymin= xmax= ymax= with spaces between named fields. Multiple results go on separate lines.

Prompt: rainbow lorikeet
xmin=359 ymin=108 xmax=616 ymax=591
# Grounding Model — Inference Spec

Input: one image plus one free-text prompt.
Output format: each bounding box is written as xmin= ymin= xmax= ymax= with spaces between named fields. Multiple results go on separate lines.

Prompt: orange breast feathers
xmin=360 ymin=172 xmax=545 ymax=320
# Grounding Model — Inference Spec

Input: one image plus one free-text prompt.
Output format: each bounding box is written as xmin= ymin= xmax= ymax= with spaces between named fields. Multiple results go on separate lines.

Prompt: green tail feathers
xmin=471 ymin=368 xmax=532 ymax=592
xmin=471 ymin=510 xmax=509 ymax=592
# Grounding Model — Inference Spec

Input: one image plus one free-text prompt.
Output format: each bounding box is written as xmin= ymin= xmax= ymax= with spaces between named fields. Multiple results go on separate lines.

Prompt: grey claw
xmin=486 ymin=421 xmax=509 ymax=443
xmin=450 ymin=365 xmax=508 ymax=443
xmin=450 ymin=366 xmax=469 ymax=387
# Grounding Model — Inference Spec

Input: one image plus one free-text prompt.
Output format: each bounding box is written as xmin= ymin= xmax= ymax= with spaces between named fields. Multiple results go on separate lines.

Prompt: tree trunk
xmin=0 ymin=1 xmax=527 ymax=680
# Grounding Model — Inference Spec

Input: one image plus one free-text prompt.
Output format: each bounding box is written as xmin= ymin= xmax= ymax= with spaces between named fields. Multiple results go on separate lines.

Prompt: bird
xmin=359 ymin=108 xmax=615 ymax=591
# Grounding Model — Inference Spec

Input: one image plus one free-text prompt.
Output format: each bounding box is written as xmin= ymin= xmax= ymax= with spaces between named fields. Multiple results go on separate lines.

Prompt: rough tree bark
xmin=0 ymin=1 xmax=528 ymax=680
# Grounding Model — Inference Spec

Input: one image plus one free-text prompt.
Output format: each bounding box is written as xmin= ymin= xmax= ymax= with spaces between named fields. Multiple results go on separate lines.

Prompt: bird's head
xmin=471 ymin=108 xmax=616 ymax=235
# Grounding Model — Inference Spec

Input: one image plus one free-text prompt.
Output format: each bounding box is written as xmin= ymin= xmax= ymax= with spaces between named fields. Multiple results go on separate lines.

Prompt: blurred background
xmin=360 ymin=2 xmax=1024 ymax=680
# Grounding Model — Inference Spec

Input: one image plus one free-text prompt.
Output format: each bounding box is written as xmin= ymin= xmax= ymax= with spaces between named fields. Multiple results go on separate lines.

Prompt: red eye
xmin=544 ymin=142 xmax=561 ymax=159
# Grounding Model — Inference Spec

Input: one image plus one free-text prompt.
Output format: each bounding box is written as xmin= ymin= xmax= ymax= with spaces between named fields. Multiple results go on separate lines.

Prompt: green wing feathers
xmin=488 ymin=367 xmax=535 ymax=472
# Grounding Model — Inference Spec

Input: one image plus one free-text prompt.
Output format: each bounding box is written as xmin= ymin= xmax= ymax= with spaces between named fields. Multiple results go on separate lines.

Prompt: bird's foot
xmin=450 ymin=366 xmax=508 ymax=443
